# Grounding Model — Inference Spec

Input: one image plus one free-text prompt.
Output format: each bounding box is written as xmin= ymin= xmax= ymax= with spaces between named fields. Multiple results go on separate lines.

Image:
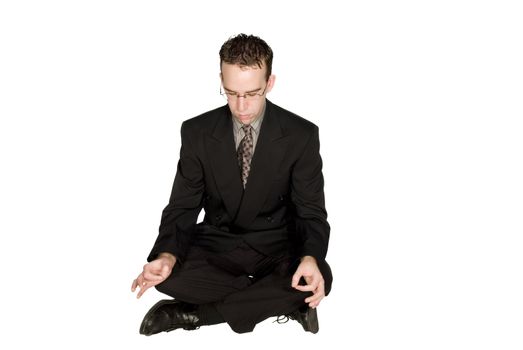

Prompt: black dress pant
xmin=155 ymin=242 xmax=333 ymax=333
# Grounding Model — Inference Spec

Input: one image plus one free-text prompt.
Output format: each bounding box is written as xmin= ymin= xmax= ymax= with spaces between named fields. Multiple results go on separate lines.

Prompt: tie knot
xmin=241 ymin=124 xmax=252 ymax=134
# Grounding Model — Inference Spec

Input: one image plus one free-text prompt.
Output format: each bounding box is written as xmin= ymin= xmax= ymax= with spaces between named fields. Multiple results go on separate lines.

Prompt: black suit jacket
xmin=148 ymin=99 xmax=330 ymax=264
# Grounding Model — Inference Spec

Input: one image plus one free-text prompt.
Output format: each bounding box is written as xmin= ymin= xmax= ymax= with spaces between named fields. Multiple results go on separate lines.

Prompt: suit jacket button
xmin=206 ymin=195 xmax=212 ymax=200
xmin=279 ymin=195 xmax=284 ymax=201
xmin=216 ymin=215 xmax=222 ymax=220
xmin=266 ymin=216 xmax=273 ymax=222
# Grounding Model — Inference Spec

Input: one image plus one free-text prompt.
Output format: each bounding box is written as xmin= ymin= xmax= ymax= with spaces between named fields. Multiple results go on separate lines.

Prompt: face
xmin=220 ymin=63 xmax=275 ymax=124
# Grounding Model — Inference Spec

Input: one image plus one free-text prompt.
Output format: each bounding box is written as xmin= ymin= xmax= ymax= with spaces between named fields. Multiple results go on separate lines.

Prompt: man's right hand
xmin=131 ymin=253 xmax=176 ymax=299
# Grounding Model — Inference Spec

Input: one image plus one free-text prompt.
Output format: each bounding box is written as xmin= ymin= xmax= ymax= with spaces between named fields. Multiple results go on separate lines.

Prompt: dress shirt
xmin=232 ymin=101 xmax=266 ymax=153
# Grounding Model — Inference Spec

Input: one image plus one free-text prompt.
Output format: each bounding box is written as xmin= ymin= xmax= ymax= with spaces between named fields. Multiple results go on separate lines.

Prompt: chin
xmin=237 ymin=115 xmax=253 ymax=123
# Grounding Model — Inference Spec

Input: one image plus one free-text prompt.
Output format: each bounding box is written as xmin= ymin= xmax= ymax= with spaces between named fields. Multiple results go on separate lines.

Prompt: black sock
xmin=197 ymin=303 xmax=225 ymax=326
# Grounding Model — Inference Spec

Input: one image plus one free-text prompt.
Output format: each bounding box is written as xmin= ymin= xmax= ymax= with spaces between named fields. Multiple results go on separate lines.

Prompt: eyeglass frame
xmin=220 ymin=82 xmax=269 ymax=101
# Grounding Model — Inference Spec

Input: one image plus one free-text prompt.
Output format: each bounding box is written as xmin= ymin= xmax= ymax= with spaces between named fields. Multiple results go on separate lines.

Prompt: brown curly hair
xmin=219 ymin=34 xmax=273 ymax=81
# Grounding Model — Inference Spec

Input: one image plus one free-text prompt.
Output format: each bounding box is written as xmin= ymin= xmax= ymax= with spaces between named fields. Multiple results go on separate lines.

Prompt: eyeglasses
xmin=220 ymin=83 xmax=268 ymax=101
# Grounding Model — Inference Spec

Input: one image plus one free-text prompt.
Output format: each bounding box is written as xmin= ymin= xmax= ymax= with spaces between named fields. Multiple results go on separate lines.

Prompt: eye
xmin=246 ymin=92 xmax=258 ymax=97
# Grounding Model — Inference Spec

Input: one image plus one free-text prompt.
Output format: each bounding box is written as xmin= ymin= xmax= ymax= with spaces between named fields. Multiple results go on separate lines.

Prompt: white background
xmin=1 ymin=0 xmax=522 ymax=349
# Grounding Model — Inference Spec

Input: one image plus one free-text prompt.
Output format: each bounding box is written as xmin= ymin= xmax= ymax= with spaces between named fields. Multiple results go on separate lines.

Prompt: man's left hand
xmin=291 ymin=256 xmax=325 ymax=308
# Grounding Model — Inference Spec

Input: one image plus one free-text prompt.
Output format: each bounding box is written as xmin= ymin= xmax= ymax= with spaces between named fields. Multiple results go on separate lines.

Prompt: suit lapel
xmin=234 ymin=100 xmax=289 ymax=228
xmin=204 ymin=107 xmax=244 ymax=221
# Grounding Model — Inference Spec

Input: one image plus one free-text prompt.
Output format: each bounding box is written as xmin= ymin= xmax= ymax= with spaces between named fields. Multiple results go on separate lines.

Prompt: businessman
xmin=131 ymin=33 xmax=333 ymax=334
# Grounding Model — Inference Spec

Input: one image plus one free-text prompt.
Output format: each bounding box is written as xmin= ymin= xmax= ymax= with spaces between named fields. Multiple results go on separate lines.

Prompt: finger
xmin=306 ymin=292 xmax=324 ymax=307
xmin=317 ymin=279 xmax=325 ymax=296
xmin=310 ymin=299 xmax=323 ymax=309
xmin=293 ymin=284 xmax=316 ymax=292
xmin=143 ymin=270 xmax=164 ymax=281
xmin=132 ymin=273 xmax=145 ymax=292
xmin=311 ymin=293 xmax=325 ymax=308
xmin=299 ymin=276 xmax=318 ymax=292
xmin=307 ymin=278 xmax=322 ymax=295
xmin=304 ymin=275 xmax=315 ymax=286
xmin=304 ymin=288 xmax=323 ymax=303
xmin=291 ymin=273 xmax=302 ymax=288
xmin=305 ymin=292 xmax=324 ymax=305
xmin=137 ymin=282 xmax=151 ymax=299
xmin=305 ymin=294 xmax=319 ymax=303
xmin=308 ymin=276 xmax=320 ymax=289
xmin=305 ymin=281 xmax=324 ymax=302
xmin=160 ymin=264 xmax=170 ymax=279
xmin=308 ymin=285 xmax=325 ymax=307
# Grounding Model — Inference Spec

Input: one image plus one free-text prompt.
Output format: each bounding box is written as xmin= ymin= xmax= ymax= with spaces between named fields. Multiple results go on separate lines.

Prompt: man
xmin=131 ymin=33 xmax=333 ymax=335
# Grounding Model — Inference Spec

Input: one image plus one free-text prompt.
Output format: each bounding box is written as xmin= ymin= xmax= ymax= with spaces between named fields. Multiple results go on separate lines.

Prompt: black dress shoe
xmin=139 ymin=299 xmax=200 ymax=336
xmin=288 ymin=305 xmax=319 ymax=334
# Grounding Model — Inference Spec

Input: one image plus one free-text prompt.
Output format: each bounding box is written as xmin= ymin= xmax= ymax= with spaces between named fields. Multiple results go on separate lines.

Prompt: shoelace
xmin=273 ymin=315 xmax=293 ymax=324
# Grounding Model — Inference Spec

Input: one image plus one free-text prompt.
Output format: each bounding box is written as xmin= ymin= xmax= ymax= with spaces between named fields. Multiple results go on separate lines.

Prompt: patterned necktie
xmin=237 ymin=124 xmax=254 ymax=189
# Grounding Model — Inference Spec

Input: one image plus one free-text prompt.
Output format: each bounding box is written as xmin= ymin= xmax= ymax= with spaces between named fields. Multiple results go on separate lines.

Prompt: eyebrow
xmin=223 ymin=86 xmax=262 ymax=94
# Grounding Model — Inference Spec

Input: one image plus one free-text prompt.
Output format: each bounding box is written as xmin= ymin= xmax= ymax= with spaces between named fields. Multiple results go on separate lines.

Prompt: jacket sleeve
xmin=147 ymin=121 xmax=205 ymax=264
xmin=291 ymin=125 xmax=330 ymax=262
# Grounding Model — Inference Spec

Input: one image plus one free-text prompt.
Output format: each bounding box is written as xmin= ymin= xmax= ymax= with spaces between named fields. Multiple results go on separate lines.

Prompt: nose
xmin=235 ymin=96 xmax=247 ymax=112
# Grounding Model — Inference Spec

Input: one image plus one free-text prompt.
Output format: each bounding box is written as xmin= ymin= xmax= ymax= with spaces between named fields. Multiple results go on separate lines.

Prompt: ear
xmin=266 ymin=74 xmax=276 ymax=94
